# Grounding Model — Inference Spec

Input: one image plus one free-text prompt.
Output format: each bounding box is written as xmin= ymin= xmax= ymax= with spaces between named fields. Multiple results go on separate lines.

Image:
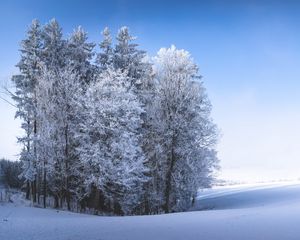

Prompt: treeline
xmin=11 ymin=19 xmax=219 ymax=215
xmin=0 ymin=159 xmax=23 ymax=189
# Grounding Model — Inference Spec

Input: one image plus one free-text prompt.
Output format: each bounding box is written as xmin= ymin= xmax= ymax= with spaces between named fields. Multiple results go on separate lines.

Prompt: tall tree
xmin=11 ymin=19 xmax=42 ymax=202
xmin=112 ymin=27 xmax=155 ymax=213
xmin=78 ymin=67 xmax=147 ymax=215
xmin=67 ymin=26 xmax=95 ymax=84
xmin=96 ymin=27 xmax=113 ymax=71
xmin=153 ymin=45 xmax=218 ymax=213
xmin=113 ymin=26 xmax=152 ymax=91
xmin=41 ymin=19 xmax=66 ymax=71
xmin=36 ymin=63 xmax=82 ymax=209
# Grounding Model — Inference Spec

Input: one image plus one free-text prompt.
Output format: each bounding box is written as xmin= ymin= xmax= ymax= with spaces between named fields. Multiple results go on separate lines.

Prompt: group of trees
xmin=0 ymin=159 xmax=23 ymax=189
xmin=11 ymin=19 xmax=219 ymax=215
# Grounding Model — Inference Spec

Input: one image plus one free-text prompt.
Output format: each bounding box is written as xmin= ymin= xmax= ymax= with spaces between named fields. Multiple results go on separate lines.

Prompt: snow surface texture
xmin=1 ymin=182 xmax=300 ymax=240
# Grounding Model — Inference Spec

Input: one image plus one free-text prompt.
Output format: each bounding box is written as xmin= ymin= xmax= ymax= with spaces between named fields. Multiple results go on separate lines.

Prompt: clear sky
xmin=1 ymin=0 xmax=300 ymax=182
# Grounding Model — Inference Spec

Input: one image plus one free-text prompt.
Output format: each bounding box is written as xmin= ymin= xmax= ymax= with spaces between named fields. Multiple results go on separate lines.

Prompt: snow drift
xmin=1 ymin=182 xmax=300 ymax=240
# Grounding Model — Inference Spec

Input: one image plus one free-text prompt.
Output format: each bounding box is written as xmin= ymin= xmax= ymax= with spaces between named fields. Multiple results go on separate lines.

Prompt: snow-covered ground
xmin=1 ymin=182 xmax=300 ymax=240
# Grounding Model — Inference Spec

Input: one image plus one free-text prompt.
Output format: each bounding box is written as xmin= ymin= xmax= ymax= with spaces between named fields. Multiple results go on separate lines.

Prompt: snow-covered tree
xmin=78 ymin=67 xmax=147 ymax=214
xmin=113 ymin=27 xmax=152 ymax=91
xmin=67 ymin=26 xmax=95 ymax=84
xmin=41 ymin=19 xmax=66 ymax=71
xmin=36 ymin=63 xmax=82 ymax=209
xmin=11 ymin=19 xmax=42 ymax=202
xmin=96 ymin=26 xmax=155 ymax=213
xmin=152 ymin=45 xmax=219 ymax=212
xmin=96 ymin=27 xmax=113 ymax=71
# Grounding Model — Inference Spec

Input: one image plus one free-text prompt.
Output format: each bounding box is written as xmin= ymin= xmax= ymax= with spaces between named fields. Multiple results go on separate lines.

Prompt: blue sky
xmin=1 ymin=0 xmax=300 ymax=182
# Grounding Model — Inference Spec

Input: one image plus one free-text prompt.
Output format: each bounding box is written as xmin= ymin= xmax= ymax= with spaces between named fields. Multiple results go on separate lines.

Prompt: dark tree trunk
xmin=54 ymin=195 xmax=59 ymax=209
xmin=144 ymin=194 xmax=150 ymax=215
xmin=79 ymin=199 xmax=86 ymax=213
xmin=95 ymin=189 xmax=100 ymax=211
xmin=60 ymin=197 xmax=63 ymax=208
xmin=26 ymin=181 xmax=30 ymax=200
xmin=113 ymin=199 xmax=123 ymax=215
xmin=65 ymin=124 xmax=71 ymax=211
xmin=33 ymin=115 xmax=37 ymax=203
xmin=43 ymin=165 xmax=46 ymax=208
xmin=66 ymin=193 xmax=71 ymax=211
xmin=26 ymin=118 xmax=31 ymax=201
xmin=37 ymin=173 xmax=41 ymax=204
xmin=192 ymin=195 xmax=196 ymax=207
xmin=32 ymin=179 xmax=37 ymax=203
xmin=164 ymin=142 xmax=176 ymax=213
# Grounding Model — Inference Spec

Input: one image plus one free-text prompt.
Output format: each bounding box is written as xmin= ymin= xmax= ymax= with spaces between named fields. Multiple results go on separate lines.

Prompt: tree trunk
xmin=37 ymin=173 xmax=40 ymax=204
xmin=60 ymin=196 xmax=63 ymax=209
xmin=192 ymin=195 xmax=196 ymax=207
xmin=32 ymin=179 xmax=37 ymax=203
xmin=66 ymin=193 xmax=71 ymax=211
xmin=144 ymin=194 xmax=150 ymax=215
xmin=164 ymin=144 xmax=176 ymax=213
xmin=65 ymin=124 xmax=71 ymax=211
xmin=26 ymin=118 xmax=31 ymax=201
xmin=33 ymin=113 xmax=37 ymax=203
xmin=54 ymin=195 xmax=59 ymax=209
xmin=43 ymin=165 xmax=46 ymax=208
xmin=26 ymin=181 xmax=30 ymax=200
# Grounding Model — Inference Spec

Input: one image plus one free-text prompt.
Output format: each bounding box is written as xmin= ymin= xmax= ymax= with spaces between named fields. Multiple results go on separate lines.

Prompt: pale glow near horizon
xmin=211 ymin=89 xmax=300 ymax=183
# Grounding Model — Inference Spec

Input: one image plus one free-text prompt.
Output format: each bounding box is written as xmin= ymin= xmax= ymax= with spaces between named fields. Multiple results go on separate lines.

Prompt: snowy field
xmin=1 ymin=182 xmax=300 ymax=240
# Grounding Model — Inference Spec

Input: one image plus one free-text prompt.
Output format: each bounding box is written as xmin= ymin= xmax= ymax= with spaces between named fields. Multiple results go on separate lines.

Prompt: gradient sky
xmin=1 ymin=0 xmax=300 ymax=182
